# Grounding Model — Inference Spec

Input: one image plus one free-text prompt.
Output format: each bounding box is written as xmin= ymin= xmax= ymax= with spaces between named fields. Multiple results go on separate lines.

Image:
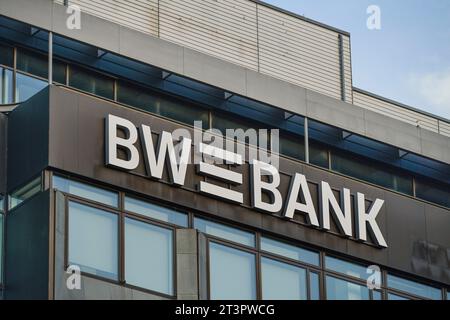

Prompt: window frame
xmin=62 ymin=191 xmax=179 ymax=299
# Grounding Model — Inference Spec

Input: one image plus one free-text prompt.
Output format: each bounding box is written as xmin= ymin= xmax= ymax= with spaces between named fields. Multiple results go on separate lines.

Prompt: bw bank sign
xmin=105 ymin=114 xmax=387 ymax=248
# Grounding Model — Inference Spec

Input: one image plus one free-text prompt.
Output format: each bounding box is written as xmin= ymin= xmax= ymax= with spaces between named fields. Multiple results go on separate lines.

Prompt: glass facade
xmin=53 ymin=175 xmax=119 ymax=207
xmin=325 ymin=276 xmax=370 ymax=300
xmin=124 ymin=196 xmax=187 ymax=227
xmin=8 ymin=176 xmax=42 ymax=210
xmin=1 ymin=40 xmax=448 ymax=209
xmin=387 ymin=274 xmax=441 ymax=300
xmin=194 ymin=217 xmax=255 ymax=247
xmin=49 ymin=174 xmax=449 ymax=300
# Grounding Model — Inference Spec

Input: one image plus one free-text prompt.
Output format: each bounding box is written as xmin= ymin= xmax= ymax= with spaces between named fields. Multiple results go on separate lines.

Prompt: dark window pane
xmin=279 ymin=133 xmax=304 ymax=161
xmin=117 ymin=81 xmax=208 ymax=127
xmin=17 ymin=48 xmax=48 ymax=79
xmin=331 ymin=151 xmax=413 ymax=195
xmin=261 ymin=237 xmax=319 ymax=266
xmin=69 ymin=65 xmax=114 ymax=99
xmin=415 ymin=178 xmax=450 ymax=208
xmin=0 ymin=44 xmax=13 ymax=67
xmin=261 ymin=257 xmax=307 ymax=300
xmin=68 ymin=201 xmax=118 ymax=280
xmin=53 ymin=60 xmax=66 ymax=84
xmin=211 ymin=112 xmax=268 ymax=148
xmin=387 ymin=274 xmax=441 ymax=300
xmin=0 ymin=214 xmax=3 ymax=284
xmin=0 ymin=67 xmax=13 ymax=104
xmin=310 ymin=142 xmax=329 ymax=168
xmin=15 ymin=73 xmax=47 ymax=102
xmin=326 ymin=276 xmax=370 ymax=300
xmin=209 ymin=242 xmax=256 ymax=300
xmin=125 ymin=218 xmax=173 ymax=295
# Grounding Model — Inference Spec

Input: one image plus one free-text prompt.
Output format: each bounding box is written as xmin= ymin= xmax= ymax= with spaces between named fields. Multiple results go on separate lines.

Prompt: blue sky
xmin=263 ymin=0 xmax=450 ymax=119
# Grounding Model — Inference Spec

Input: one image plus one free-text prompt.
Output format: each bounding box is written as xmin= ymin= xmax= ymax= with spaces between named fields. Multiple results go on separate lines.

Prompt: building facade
xmin=0 ymin=0 xmax=449 ymax=300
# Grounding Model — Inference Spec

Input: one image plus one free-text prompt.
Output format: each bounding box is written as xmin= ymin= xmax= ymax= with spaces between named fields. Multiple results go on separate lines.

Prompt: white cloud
xmin=409 ymin=70 xmax=450 ymax=119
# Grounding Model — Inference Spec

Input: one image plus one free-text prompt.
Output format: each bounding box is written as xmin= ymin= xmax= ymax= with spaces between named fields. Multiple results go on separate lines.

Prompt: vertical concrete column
xmin=176 ymin=229 xmax=199 ymax=300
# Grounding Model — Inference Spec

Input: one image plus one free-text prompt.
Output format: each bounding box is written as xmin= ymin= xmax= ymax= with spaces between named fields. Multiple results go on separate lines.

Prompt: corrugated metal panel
xmin=55 ymin=0 xmax=159 ymax=36
xmin=159 ymin=0 xmax=259 ymax=70
xmin=438 ymin=121 xmax=450 ymax=137
xmin=257 ymin=5 xmax=342 ymax=99
xmin=353 ymin=90 xmax=441 ymax=133
xmin=342 ymin=35 xmax=353 ymax=103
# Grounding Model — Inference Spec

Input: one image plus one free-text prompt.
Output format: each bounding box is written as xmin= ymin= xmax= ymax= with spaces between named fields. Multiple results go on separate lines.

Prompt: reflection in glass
xmin=0 ymin=44 xmax=13 ymax=67
xmin=209 ymin=242 xmax=256 ymax=300
xmin=310 ymin=142 xmax=329 ymax=168
xmin=194 ymin=217 xmax=255 ymax=247
xmin=388 ymin=293 xmax=409 ymax=300
xmin=8 ymin=176 xmax=42 ymax=210
xmin=53 ymin=175 xmax=118 ymax=207
xmin=17 ymin=48 xmax=48 ymax=79
xmin=261 ymin=257 xmax=307 ymax=300
xmin=125 ymin=197 xmax=187 ymax=227
xmin=310 ymin=272 xmax=320 ymax=300
xmin=69 ymin=65 xmax=114 ymax=99
xmin=15 ymin=73 xmax=47 ymax=102
xmin=415 ymin=178 xmax=450 ymax=208
xmin=117 ymin=81 xmax=209 ymax=127
xmin=279 ymin=134 xmax=304 ymax=161
xmin=0 ymin=67 xmax=13 ymax=104
xmin=387 ymin=274 xmax=441 ymax=300
xmin=325 ymin=256 xmax=367 ymax=280
xmin=261 ymin=237 xmax=319 ymax=266
xmin=125 ymin=218 xmax=173 ymax=295
xmin=372 ymin=290 xmax=382 ymax=300
xmin=68 ymin=202 xmax=118 ymax=280
xmin=326 ymin=276 xmax=369 ymax=300
xmin=331 ymin=151 xmax=413 ymax=195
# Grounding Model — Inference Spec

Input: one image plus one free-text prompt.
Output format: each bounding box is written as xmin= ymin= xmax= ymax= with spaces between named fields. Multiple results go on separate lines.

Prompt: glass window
xmin=69 ymin=65 xmax=114 ymax=99
xmin=326 ymin=276 xmax=370 ymax=300
xmin=68 ymin=201 xmax=118 ymax=280
xmin=125 ymin=218 xmax=173 ymax=295
xmin=372 ymin=290 xmax=382 ymax=300
xmin=331 ymin=151 xmax=413 ymax=195
xmin=325 ymin=256 xmax=368 ymax=280
xmin=387 ymin=274 xmax=441 ymax=300
xmin=124 ymin=196 xmax=187 ymax=227
xmin=261 ymin=237 xmax=319 ymax=266
xmin=209 ymin=242 xmax=256 ymax=300
xmin=309 ymin=272 xmax=320 ymax=300
xmin=279 ymin=134 xmax=304 ymax=161
xmin=0 ymin=44 xmax=13 ymax=67
xmin=415 ymin=178 xmax=450 ymax=208
xmin=53 ymin=60 xmax=67 ymax=85
xmin=388 ymin=293 xmax=409 ymax=300
xmin=310 ymin=142 xmax=329 ymax=169
xmin=447 ymin=291 xmax=449 ymax=300
xmin=53 ymin=175 xmax=118 ymax=208
xmin=17 ymin=48 xmax=47 ymax=79
xmin=15 ymin=73 xmax=47 ymax=102
xmin=117 ymin=81 xmax=209 ymax=127
xmin=0 ymin=67 xmax=13 ymax=104
xmin=0 ymin=195 xmax=4 ymax=212
xmin=9 ymin=176 xmax=42 ymax=210
xmin=194 ymin=217 xmax=255 ymax=247
xmin=261 ymin=257 xmax=307 ymax=300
